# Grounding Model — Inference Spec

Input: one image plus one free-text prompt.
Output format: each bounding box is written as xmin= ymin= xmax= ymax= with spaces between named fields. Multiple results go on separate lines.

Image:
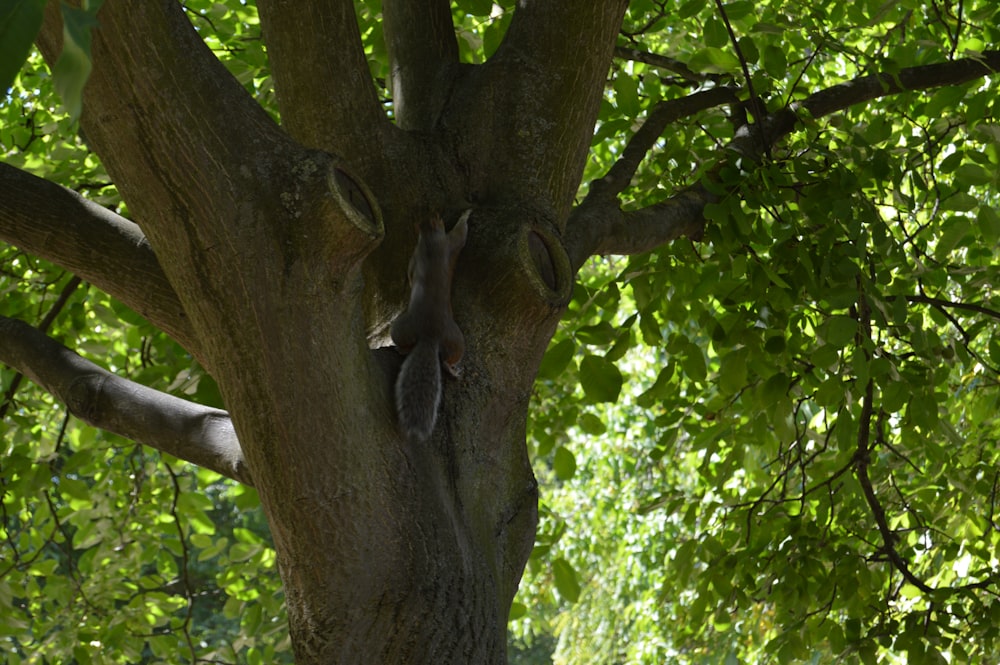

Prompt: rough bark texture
xmin=0 ymin=315 xmax=249 ymax=483
xmin=3 ymin=1 xmax=996 ymax=662
xmin=22 ymin=2 xmax=626 ymax=662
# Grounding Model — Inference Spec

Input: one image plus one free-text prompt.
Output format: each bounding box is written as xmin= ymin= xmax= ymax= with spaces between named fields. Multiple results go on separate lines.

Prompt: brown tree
xmin=2 ymin=1 xmax=999 ymax=662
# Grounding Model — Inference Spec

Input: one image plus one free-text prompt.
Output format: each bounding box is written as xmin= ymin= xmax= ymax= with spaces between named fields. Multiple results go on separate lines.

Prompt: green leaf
xmin=762 ymin=44 xmax=787 ymax=79
xmin=939 ymin=192 xmax=978 ymax=212
xmin=0 ymin=0 xmax=46 ymax=94
xmin=242 ymin=602 xmax=263 ymax=635
xmin=704 ymin=18 xmax=729 ymax=48
xmin=482 ymin=17 xmax=507 ymax=59
xmin=637 ymin=362 xmax=675 ymax=406
xmin=764 ymin=334 xmax=785 ymax=354
xmin=908 ymin=391 xmax=939 ymax=430
xmin=823 ymin=315 xmax=857 ymax=348
xmin=751 ymin=21 xmax=786 ymax=35
xmin=811 ymin=343 xmax=839 ymax=369
xmin=72 ymin=646 xmax=93 ymax=665
xmin=978 ymin=205 xmax=1000 ymax=244
xmin=553 ymin=446 xmax=577 ymax=480
xmin=456 ymin=0 xmax=494 ymax=16
xmin=538 ymin=338 xmax=575 ymax=380
xmin=579 ymin=355 xmax=623 ymax=403
xmin=762 ymin=373 xmax=789 ymax=403
xmin=737 ymin=36 xmax=758 ymax=64
xmin=934 ymin=216 xmax=972 ymax=260
xmin=677 ymin=0 xmax=704 ymax=19
xmin=689 ymin=47 xmax=740 ymax=73
xmin=552 ymin=557 xmax=581 ymax=603
xmin=576 ymin=321 xmax=617 ymax=346
xmin=578 ymin=412 xmax=607 ymax=435
xmin=681 ymin=346 xmax=708 ymax=382
xmin=724 ymin=1 xmax=755 ymax=20
xmin=229 ymin=542 xmax=262 ymax=563
xmin=613 ymin=74 xmax=640 ymax=116
xmin=954 ymin=163 xmax=994 ymax=187
xmin=29 ymin=558 xmax=58 ymax=576
xmin=718 ymin=348 xmax=748 ymax=394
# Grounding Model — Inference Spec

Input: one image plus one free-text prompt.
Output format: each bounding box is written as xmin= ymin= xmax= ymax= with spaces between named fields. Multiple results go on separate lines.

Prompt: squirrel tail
xmin=395 ymin=340 xmax=442 ymax=443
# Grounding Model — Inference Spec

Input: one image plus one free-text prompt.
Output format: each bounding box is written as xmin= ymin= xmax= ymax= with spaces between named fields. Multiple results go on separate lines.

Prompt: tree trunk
xmin=22 ymin=1 xmax=628 ymax=661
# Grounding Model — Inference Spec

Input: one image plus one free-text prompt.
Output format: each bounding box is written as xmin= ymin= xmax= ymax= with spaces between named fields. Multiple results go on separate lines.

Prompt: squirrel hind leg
xmin=395 ymin=342 xmax=443 ymax=443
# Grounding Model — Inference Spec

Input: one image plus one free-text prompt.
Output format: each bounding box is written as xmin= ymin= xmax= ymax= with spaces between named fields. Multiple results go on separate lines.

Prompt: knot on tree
xmin=518 ymin=223 xmax=571 ymax=307
xmin=65 ymin=373 xmax=108 ymax=425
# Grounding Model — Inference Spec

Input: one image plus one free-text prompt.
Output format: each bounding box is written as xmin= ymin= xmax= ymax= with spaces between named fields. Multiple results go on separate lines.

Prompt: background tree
xmin=1 ymin=0 xmax=999 ymax=663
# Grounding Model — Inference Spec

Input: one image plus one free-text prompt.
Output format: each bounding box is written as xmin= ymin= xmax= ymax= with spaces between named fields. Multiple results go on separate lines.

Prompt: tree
xmin=2 ymin=0 xmax=999 ymax=663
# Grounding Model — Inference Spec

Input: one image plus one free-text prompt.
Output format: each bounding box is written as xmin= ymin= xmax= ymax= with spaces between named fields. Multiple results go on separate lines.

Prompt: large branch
xmin=383 ymin=0 xmax=458 ymax=131
xmin=35 ymin=2 xmax=382 ymax=383
xmin=567 ymin=50 xmax=1000 ymax=266
xmin=0 ymin=315 xmax=250 ymax=485
xmin=599 ymin=87 xmax=741 ymax=198
xmin=729 ymin=50 xmax=1000 ymax=162
xmin=0 ymin=163 xmax=199 ymax=359
xmin=257 ymin=0 xmax=390 ymax=160
xmin=479 ymin=0 xmax=631 ymax=216
xmin=567 ymin=189 xmax=711 ymax=270
xmin=0 ymin=275 xmax=80 ymax=421
xmin=564 ymin=87 xmax=739 ymax=268
xmin=35 ymin=1 xmax=295 ymax=257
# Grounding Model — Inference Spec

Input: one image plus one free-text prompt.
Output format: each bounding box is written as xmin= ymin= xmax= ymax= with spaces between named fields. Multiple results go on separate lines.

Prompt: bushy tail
xmin=395 ymin=340 xmax=442 ymax=443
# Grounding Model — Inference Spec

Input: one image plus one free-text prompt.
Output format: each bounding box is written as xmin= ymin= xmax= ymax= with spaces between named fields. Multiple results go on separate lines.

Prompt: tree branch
xmin=0 ymin=163 xmax=199 ymax=358
xmin=34 ymin=2 xmax=382 ymax=383
xmin=613 ymin=46 xmax=707 ymax=84
xmin=566 ymin=186 xmax=712 ymax=270
xmin=480 ymin=0 xmax=631 ymax=216
xmin=854 ymin=379 xmax=934 ymax=593
xmin=599 ymin=87 xmax=741 ymax=196
xmin=852 ymin=286 xmax=999 ymax=595
xmin=0 ymin=315 xmax=250 ymax=486
xmin=257 ymin=0 xmax=391 ymax=159
xmin=0 ymin=275 xmax=81 ymax=420
xmin=897 ymin=294 xmax=1000 ymax=322
xmin=383 ymin=0 xmax=459 ymax=131
xmin=565 ymin=87 xmax=737 ymax=268
xmin=852 ymin=289 xmax=935 ymax=593
xmin=730 ymin=50 xmax=1000 ymax=162
xmin=566 ymin=50 xmax=1000 ymax=266
xmin=35 ymin=1 xmax=293 ymax=253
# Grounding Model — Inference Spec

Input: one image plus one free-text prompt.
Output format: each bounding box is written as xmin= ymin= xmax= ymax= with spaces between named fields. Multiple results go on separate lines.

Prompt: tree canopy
xmin=2 ymin=0 xmax=1000 ymax=663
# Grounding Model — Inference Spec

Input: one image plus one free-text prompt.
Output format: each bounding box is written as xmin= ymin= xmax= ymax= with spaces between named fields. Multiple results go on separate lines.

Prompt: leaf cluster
xmin=514 ymin=0 xmax=1000 ymax=661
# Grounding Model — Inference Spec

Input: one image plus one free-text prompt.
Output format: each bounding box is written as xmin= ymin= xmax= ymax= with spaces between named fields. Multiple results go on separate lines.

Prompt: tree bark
xmin=21 ymin=2 xmax=614 ymax=662
xmin=0 ymin=164 xmax=197 ymax=358
xmin=0 ymin=315 xmax=249 ymax=484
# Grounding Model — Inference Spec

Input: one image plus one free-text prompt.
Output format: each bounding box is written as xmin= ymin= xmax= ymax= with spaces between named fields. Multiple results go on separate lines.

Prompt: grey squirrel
xmin=390 ymin=210 xmax=469 ymax=442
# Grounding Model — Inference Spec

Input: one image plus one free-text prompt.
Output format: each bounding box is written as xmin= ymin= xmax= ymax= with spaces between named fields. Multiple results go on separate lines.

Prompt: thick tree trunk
xmin=22 ymin=2 xmax=626 ymax=661
xmin=268 ymin=380 xmax=538 ymax=663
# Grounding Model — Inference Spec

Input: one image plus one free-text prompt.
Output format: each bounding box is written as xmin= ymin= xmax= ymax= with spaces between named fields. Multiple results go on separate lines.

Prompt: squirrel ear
xmin=449 ymin=210 xmax=470 ymax=245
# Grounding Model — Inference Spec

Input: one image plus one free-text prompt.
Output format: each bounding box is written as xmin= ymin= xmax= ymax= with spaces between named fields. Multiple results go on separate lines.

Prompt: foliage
xmin=512 ymin=0 xmax=1000 ymax=663
xmin=1 ymin=248 xmax=287 ymax=664
xmin=3 ymin=0 xmax=1000 ymax=662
